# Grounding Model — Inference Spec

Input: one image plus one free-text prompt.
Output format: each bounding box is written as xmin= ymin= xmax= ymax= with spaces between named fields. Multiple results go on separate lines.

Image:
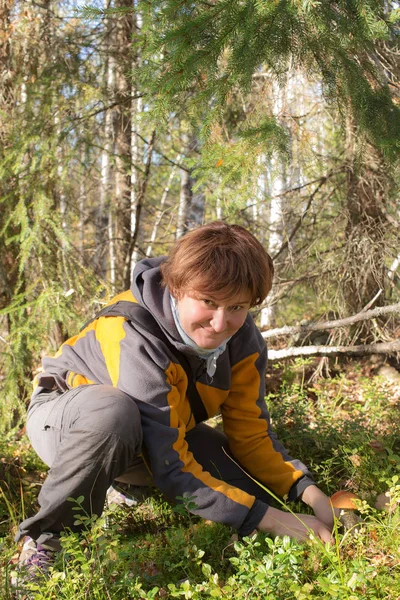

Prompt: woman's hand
xmin=256 ymin=506 xmax=333 ymax=544
xmin=300 ymin=485 xmax=340 ymax=530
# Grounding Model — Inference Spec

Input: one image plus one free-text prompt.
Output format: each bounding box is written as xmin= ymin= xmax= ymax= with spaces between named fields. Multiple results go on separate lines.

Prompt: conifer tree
xmin=0 ymin=1 xmax=103 ymax=429
xmin=140 ymin=0 xmax=400 ymax=158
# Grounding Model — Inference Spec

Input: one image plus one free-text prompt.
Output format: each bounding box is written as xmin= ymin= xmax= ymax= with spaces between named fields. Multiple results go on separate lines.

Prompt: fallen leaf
xmin=349 ymin=454 xmax=362 ymax=467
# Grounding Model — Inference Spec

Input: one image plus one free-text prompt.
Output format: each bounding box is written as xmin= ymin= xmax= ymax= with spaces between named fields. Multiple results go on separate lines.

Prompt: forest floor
xmin=1 ymin=357 xmax=400 ymax=599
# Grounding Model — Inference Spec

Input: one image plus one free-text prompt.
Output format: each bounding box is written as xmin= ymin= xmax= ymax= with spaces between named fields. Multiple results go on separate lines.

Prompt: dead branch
xmin=261 ymin=302 xmax=400 ymax=340
xmin=272 ymin=175 xmax=327 ymax=261
xmin=268 ymin=340 xmax=400 ymax=361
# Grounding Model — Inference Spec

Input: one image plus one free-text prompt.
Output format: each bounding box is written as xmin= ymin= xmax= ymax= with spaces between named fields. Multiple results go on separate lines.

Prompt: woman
xmin=15 ymin=221 xmax=335 ymax=581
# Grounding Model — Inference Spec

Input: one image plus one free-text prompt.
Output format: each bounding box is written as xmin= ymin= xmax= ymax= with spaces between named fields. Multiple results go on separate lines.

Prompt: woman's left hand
xmin=300 ymin=485 xmax=340 ymax=530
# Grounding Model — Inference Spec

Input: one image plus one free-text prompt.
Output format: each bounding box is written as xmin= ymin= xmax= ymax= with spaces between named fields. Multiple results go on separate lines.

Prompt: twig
xmin=272 ymin=175 xmax=327 ymax=261
xmin=361 ymin=289 xmax=383 ymax=312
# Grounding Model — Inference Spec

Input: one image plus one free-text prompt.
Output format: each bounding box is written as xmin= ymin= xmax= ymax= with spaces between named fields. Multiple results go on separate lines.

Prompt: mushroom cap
xmin=330 ymin=490 xmax=360 ymax=509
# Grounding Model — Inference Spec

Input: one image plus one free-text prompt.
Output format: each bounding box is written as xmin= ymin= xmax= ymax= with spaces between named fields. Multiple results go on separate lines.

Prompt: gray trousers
xmin=16 ymin=384 xmax=271 ymax=548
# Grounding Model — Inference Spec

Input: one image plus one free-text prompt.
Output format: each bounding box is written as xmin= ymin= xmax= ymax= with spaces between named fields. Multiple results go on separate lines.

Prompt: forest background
xmin=1 ymin=1 xmax=400 ymax=598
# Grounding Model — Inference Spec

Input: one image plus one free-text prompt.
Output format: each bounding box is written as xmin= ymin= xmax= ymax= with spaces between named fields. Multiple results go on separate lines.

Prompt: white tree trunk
xmin=176 ymin=166 xmax=192 ymax=239
xmin=128 ymin=5 xmax=143 ymax=274
xmin=176 ymin=131 xmax=193 ymax=239
xmin=260 ymin=159 xmax=286 ymax=328
xmin=259 ymin=79 xmax=289 ymax=328
xmin=216 ymin=197 xmax=223 ymax=220
xmin=388 ymin=255 xmax=400 ymax=280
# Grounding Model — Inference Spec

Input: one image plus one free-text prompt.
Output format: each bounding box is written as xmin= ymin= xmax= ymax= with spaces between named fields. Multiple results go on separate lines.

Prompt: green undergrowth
xmin=1 ymin=363 xmax=400 ymax=599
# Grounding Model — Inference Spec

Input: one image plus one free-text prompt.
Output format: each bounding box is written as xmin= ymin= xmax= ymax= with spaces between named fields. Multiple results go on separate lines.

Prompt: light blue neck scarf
xmin=170 ymin=295 xmax=229 ymax=377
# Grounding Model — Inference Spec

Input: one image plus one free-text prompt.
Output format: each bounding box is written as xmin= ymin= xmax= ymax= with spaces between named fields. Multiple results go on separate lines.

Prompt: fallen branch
xmin=261 ymin=302 xmax=400 ymax=340
xmin=268 ymin=339 xmax=400 ymax=361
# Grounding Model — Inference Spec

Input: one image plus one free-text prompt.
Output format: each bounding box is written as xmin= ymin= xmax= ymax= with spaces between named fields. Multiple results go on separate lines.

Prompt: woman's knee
xmin=69 ymin=385 xmax=143 ymax=449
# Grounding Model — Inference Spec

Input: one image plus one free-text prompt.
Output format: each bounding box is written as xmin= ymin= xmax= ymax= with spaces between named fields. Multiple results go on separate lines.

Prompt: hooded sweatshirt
xmin=32 ymin=257 xmax=314 ymax=535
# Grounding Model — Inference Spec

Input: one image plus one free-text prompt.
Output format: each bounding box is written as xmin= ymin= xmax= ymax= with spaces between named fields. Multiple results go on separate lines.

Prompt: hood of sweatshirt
xmin=130 ymin=256 xmax=201 ymax=357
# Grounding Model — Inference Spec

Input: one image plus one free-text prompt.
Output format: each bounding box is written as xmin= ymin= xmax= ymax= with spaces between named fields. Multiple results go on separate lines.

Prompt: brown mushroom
xmin=330 ymin=491 xmax=361 ymax=531
xmin=330 ymin=490 xmax=360 ymax=509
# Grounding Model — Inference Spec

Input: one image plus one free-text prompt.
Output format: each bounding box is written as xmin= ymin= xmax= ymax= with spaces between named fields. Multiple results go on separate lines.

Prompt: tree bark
xmin=113 ymin=0 xmax=133 ymax=288
xmin=0 ymin=0 xmax=14 ymax=115
xmin=94 ymin=0 xmax=115 ymax=280
xmin=176 ymin=132 xmax=193 ymax=239
xmin=342 ymin=115 xmax=388 ymax=318
xmin=123 ymin=4 xmax=144 ymax=276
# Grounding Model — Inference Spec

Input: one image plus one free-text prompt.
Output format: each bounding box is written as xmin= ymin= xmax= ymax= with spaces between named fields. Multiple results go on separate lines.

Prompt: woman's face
xmin=176 ymin=289 xmax=251 ymax=349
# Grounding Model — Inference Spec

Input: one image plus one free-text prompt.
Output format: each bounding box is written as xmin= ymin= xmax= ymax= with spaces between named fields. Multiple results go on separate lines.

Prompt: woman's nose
xmin=210 ymin=309 xmax=227 ymax=332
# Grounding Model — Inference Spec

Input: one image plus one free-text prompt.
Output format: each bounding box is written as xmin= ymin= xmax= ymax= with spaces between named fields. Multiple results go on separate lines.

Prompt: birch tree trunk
xmin=176 ymin=167 xmax=192 ymax=239
xmin=260 ymin=78 xmax=289 ymax=328
xmin=215 ymin=197 xmax=223 ymax=220
xmin=176 ymin=132 xmax=192 ymax=239
xmin=123 ymin=2 xmax=144 ymax=281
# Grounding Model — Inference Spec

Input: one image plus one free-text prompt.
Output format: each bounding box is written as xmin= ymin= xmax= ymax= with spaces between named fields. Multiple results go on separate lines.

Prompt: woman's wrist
xmin=300 ymin=485 xmax=338 ymax=529
xmin=256 ymin=506 xmax=277 ymax=533
xmin=300 ymin=484 xmax=324 ymax=507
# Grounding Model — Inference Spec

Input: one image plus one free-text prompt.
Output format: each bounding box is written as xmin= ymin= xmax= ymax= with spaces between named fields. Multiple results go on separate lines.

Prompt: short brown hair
xmin=160 ymin=221 xmax=274 ymax=306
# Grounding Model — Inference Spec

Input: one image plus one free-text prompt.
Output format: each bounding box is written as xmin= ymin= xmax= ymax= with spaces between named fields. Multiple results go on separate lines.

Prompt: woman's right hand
xmin=256 ymin=506 xmax=333 ymax=544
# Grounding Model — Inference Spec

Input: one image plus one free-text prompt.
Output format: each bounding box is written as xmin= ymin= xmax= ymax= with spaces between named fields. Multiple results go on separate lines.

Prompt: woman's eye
xmin=231 ymin=306 xmax=242 ymax=312
xmin=203 ymin=299 xmax=215 ymax=307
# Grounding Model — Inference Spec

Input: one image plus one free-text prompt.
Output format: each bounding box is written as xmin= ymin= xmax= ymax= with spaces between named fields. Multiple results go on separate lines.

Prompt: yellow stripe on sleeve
xmin=165 ymin=361 xmax=255 ymax=510
xmin=223 ymin=353 xmax=304 ymax=497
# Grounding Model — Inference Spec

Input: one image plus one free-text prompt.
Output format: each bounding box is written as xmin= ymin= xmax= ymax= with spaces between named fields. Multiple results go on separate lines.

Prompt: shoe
xmin=107 ymin=484 xmax=137 ymax=507
xmin=107 ymin=482 xmax=152 ymax=507
xmin=11 ymin=536 xmax=57 ymax=595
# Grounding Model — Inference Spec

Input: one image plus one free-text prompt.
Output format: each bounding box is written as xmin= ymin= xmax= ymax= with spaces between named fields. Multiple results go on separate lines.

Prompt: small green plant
xmin=1 ymin=367 xmax=400 ymax=599
xmin=172 ymin=495 xmax=199 ymax=524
